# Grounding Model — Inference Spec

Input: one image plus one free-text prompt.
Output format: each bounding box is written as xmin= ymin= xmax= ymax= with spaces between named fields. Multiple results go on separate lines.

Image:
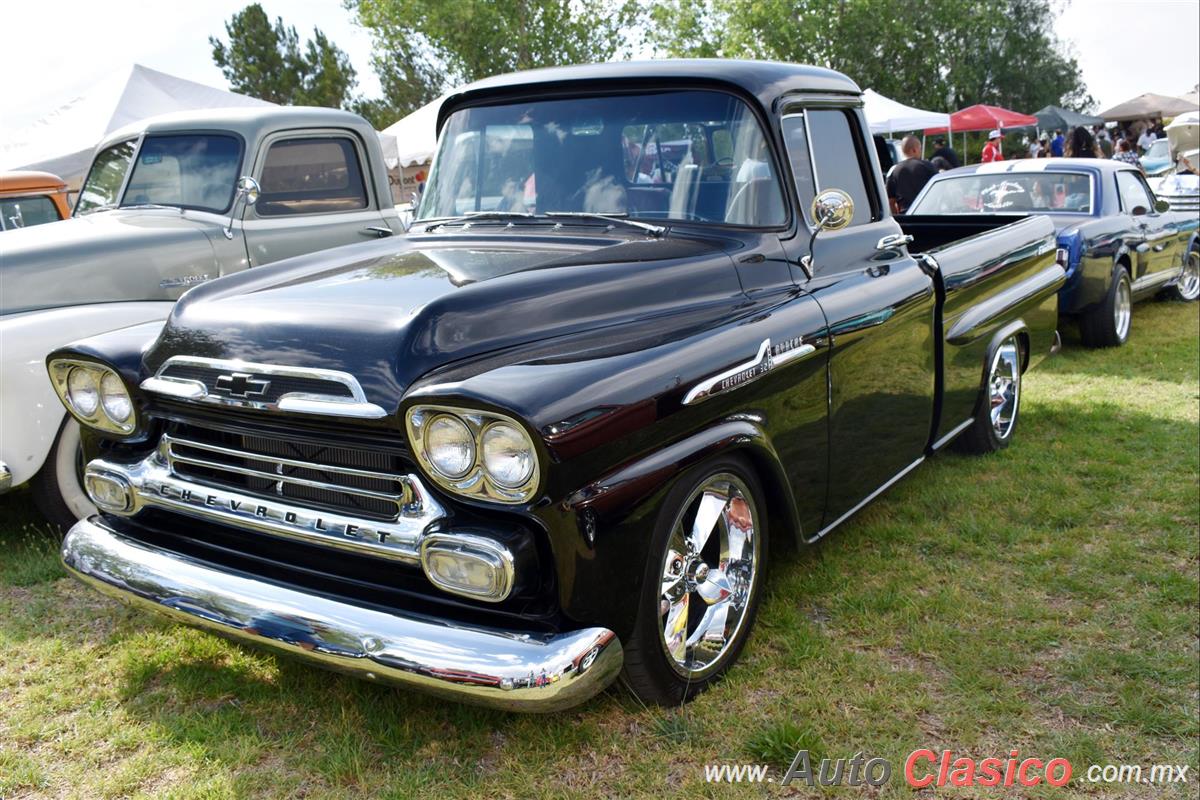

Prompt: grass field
xmin=1 ymin=301 xmax=1197 ymax=799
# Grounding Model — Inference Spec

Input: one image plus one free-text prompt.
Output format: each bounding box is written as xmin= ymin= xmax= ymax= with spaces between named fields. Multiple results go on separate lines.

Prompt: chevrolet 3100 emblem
xmin=214 ymin=372 xmax=271 ymax=398
xmin=683 ymin=337 xmax=818 ymax=405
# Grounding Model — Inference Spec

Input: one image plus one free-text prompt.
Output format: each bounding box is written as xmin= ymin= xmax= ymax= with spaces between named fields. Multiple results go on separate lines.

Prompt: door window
xmin=0 ymin=195 xmax=62 ymax=229
xmin=1115 ymin=170 xmax=1152 ymax=213
xmin=257 ymin=137 xmax=368 ymax=216
xmin=75 ymin=140 xmax=136 ymax=215
xmin=782 ymin=109 xmax=876 ymax=227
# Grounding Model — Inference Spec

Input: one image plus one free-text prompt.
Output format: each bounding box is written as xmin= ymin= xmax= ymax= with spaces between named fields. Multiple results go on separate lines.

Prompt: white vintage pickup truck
xmin=1 ymin=106 xmax=403 ymax=527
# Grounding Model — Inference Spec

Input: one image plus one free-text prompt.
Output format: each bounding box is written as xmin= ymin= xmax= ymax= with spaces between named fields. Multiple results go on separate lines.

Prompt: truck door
xmin=778 ymin=105 xmax=937 ymax=536
xmin=241 ymin=130 xmax=391 ymax=266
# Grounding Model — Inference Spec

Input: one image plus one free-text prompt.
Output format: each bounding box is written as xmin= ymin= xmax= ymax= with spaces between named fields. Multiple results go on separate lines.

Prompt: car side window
xmin=781 ymin=109 xmax=875 ymax=227
xmin=1115 ymin=170 xmax=1152 ymax=214
xmin=256 ymin=136 xmax=368 ymax=216
xmin=0 ymin=195 xmax=62 ymax=229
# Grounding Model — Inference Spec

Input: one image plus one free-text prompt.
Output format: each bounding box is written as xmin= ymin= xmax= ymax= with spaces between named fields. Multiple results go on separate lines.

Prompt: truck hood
xmin=145 ymin=232 xmax=746 ymax=407
xmin=0 ymin=210 xmax=219 ymax=315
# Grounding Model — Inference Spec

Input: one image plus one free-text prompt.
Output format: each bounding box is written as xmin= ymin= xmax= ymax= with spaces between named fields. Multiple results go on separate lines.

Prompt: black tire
xmin=30 ymin=416 xmax=95 ymax=531
xmin=955 ymin=336 xmax=1022 ymax=455
xmin=1170 ymin=248 xmax=1200 ymax=302
xmin=620 ymin=454 xmax=768 ymax=705
xmin=1079 ymin=263 xmax=1132 ymax=347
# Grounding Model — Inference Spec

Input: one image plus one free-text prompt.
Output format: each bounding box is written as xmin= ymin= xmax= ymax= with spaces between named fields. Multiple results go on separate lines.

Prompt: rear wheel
xmin=1171 ymin=249 xmax=1200 ymax=302
xmin=955 ymin=336 xmax=1022 ymax=455
xmin=620 ymin=456 xmax=767 ymax=705
xmin=30 ymin=417 xmax=94 ymax=531
xmin=1079 ymin=264 xmax=1132 ymax=347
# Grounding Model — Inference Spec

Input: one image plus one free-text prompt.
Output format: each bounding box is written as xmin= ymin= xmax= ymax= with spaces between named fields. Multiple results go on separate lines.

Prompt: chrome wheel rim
xmin=1180 ymin=252 xmax=1200 ymax=301
xmin=1114 ymin=277 xmax=1132 ymax=341
xmin=658 ymin=474 xmax=760 ymax=679
xmin=989 ymin=339 xmax=1021 ymax=440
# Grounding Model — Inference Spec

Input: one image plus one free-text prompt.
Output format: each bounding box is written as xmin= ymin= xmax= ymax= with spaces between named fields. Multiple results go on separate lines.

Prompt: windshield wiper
xmin=544 ymin=212 xmax=665 ymax=236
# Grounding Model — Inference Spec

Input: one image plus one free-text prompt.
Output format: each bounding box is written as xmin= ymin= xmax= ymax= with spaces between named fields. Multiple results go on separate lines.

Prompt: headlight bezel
xmin=405 ymin=404 xmax=540 ymax=504
xmin=48 ymin=358 xmax=138 ymax=435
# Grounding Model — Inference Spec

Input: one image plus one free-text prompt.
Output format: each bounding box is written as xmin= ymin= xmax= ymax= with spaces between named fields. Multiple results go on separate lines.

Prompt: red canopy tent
xmin=925 ymin=104 xmax=1038 ymax=134
xmin=925 ymin=104 xmax=1038 ymax=163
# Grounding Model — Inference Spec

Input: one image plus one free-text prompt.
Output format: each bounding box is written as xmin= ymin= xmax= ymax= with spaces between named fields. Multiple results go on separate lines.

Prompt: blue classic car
xmin=1141 ymin=139 xmax=1173 ymax=177
xmin=907 ymin=159 xmax=1200 ymax=346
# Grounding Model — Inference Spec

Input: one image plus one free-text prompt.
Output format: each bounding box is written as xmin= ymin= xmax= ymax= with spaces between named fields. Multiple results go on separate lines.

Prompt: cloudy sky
xmin=1 ymin=0 xmax=1196 ymax=140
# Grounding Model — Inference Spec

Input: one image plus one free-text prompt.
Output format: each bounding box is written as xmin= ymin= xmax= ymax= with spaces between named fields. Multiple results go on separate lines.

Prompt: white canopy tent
xmin=380 ymin=93 xmax=452 ymax=169
xmin=1 ymin=64 xmax=275 ymax=187
xmin=862 ymin=89 xmax=951 ymax=136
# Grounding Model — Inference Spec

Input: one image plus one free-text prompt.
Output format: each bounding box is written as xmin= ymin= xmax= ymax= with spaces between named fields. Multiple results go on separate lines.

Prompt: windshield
xmin=121 ymin=134 xmax=242 ymax=213
xmin=75 ymin=140 xmax=136 ymax=215
xmin=418 ymin=90 xmax=786 ymax=227
xmin=910 ymin=172 xmax=1094 ymax=215
xmin=1146 ymin=139 xmax=1169 ymax=159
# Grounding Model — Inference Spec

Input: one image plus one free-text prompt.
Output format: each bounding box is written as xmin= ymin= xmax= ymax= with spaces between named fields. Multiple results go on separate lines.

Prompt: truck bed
xmin=897 ymin=213 xmax=1064 ymax=448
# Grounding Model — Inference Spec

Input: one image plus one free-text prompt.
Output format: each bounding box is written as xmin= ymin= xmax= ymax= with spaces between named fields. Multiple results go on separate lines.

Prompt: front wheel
xmin=620 ymin=456 xmax=767 ymax=705
xmin=1079 ymin=264 xmax=1132 ymax=347
xmin=1171 ymin=249 xmax=1200 ymax=302
xmin=955 ymin=336 xmax=1022 ymax=455
xmin=30 ymin=417 xmax=95 ymax=531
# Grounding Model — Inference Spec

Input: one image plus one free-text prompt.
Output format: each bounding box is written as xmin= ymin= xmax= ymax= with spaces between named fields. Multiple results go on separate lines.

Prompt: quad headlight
xmin=406 ymin=405 xmax=539 ymax=503
xmin=48 ymin=359 xmax=137 ymax=434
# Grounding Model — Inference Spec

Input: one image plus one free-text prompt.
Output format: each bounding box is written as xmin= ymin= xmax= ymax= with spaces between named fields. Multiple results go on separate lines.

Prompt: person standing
xmin=981 ymin=130 xmax=1004 ymax=163
xmin=1065 ymin=126 xmax=1102 ymax=158
xmin=1137 ymin=125 xmax=1157 ymax=154
xmin=1050 ymin=129 xmax=1065 ymax=157
xmin=1112 ymin=138 xmax=1142 ymax=170
xmin=931 ymin=137 xmax=960 ymax=168
xmin=1093 ymin=125 xmax=1113 ymax=157
xmin=1027 ymin=136 xmax=1042 ymax=158
xmin=886 ymin=135 xmax=938 ymax=214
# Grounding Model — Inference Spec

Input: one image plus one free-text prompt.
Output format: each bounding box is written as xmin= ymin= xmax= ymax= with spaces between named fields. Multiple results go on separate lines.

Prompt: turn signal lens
xmin=421 ymin=533 xmax=515 ymax=602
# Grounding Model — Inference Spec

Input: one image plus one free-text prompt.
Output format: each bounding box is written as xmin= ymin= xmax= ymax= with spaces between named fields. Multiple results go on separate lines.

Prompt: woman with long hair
xmin=1065 ymin=126 xmax=1102 ymax=158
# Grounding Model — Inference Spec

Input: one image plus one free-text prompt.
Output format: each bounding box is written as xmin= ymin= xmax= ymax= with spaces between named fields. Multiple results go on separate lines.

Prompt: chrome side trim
xmin=62 ymin=518 xmax=623 ymax=712
xmin=141 ymin=356 xmax=387 ymax=419
xmin=83 ymin=451 xmax=445 ymax=563
xmin=806 ymin=456 xmax=924 ymax=543
xmin=0 ymin=461 xmax=11 ymax=493
xmin=931 ymin=418 xmax=974 ymax=452
xmin=683 ymin=337 xmax=818 ymax=406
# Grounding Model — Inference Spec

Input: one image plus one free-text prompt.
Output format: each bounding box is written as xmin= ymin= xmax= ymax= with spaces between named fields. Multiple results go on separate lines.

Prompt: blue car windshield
xmin=120 ymin=134 xmax=242 ymax=213
xmin=910 ymin=172 xmax=1094 ymax=215
xmin=418 ymin=90 xmax=787 ymax=227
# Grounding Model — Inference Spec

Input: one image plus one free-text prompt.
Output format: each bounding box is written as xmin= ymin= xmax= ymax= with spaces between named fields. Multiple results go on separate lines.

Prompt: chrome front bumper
xmin=62 ymin=518 xmax=623 ymax=712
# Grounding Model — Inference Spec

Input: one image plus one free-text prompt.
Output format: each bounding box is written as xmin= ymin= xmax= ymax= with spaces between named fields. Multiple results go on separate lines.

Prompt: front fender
xmin=1 ymin=303 xmax=171 ymax=487
xmin=540 ymin=417 xmax=799 ymax=639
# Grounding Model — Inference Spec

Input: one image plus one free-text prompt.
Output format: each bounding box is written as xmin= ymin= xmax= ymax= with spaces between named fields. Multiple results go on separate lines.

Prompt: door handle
xmin=361 ymin=226 xmax=394 ymax=238
xmin=1153 ymin=243 xmax=1167 ymax=252
xmin=876 ymin=233 xmax=914 ymax=251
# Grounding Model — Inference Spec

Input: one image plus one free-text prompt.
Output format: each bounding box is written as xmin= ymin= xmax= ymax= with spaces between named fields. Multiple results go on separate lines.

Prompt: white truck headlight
xmin=481 ymin=422 xmax=535 ymax=487
xmin=425 ymin=414 xmax=475 ymax=478
xmin=406 ymin=405 xmax=540 ymax=503
xmin=48 ymin=359 xmax=137 ymax=434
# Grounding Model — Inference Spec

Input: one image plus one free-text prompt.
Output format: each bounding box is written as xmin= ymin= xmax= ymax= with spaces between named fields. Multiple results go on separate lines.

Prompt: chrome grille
xmin=162 ymin=432 xmax=411 ymax=521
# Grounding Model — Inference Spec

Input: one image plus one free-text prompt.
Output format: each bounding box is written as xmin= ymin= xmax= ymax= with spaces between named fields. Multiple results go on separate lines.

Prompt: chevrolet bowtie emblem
xmin=214 ymin=372 xmax=271 ymax=398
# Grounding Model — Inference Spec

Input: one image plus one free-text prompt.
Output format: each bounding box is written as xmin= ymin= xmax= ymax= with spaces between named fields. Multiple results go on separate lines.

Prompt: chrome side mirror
xmin=224 ymin=176 xmax=261 ymax=240
xmin=799 ymin=189 xmax=855 ymax=278
xmin=811 ymin=188 xmax=855 ymax=231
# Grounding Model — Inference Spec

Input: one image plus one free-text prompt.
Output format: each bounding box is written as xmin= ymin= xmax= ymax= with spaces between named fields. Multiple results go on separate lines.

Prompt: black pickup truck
xmin=52 ymin=61 xmax=1065 ymax=712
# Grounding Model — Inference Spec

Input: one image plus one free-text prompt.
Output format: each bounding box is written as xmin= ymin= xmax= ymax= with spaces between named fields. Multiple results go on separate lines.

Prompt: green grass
xmin=2 ymin=301 xmax=1197 ymax=799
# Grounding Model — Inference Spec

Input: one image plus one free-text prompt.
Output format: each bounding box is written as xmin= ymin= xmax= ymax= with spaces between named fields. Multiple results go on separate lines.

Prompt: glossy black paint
xmin=55 ymin=61 xmax=1065 ymax=642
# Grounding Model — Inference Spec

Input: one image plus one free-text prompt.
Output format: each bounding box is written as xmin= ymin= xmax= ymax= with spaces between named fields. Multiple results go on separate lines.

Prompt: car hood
xmin=145 ymin=231 xmax=746 ymax=408
xmin=0 ymin=210 xmax=219 ymax=314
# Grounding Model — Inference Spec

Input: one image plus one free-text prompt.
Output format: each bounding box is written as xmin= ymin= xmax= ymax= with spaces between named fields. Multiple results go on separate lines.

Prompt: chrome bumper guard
xmin=62 ymin=518 xmax=623 ymax=712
